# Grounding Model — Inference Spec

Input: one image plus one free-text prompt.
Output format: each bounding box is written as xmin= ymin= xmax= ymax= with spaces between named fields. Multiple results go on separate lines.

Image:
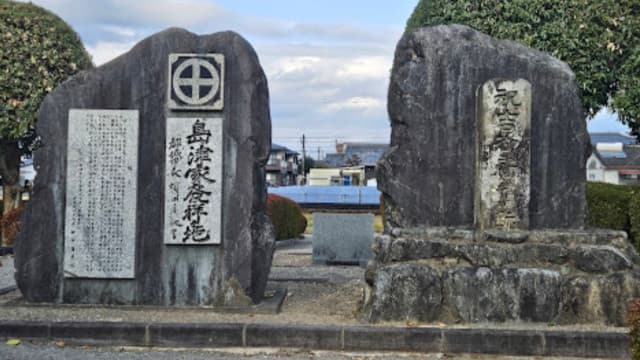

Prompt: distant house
xmin=308 ymin=166 xmax=366 ymax=186
xmin=587 ymin=143 xmax=640 ymax=186
xmin=324 ymin=142 xmax=388 ymax=182
xmin=266 ymin=144 xmax=299 ymax=186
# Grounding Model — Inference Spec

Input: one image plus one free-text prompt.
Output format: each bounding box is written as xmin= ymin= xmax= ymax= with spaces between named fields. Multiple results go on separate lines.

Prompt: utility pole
xmin=301 ymin=134 xmax=306 ymax=185
xmin=317 ymin=146 xmax=321 ymax=161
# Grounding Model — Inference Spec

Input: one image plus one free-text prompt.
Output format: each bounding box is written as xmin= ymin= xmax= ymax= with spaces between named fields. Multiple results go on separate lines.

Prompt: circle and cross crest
xmin=168 ymin=54 xmax=224 ymax=110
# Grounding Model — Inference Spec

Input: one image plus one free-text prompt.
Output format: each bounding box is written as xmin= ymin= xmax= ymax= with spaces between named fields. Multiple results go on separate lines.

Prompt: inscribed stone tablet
xmin=164 ymin=117 xmax=223 ymax=245
xmin=64 ymin=109 xmax=139 ymax=278
xmin=475 ymin=79 xmax=531 ymax=231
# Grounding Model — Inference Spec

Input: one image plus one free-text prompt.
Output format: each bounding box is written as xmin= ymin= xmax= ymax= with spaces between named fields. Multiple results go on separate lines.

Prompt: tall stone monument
xmin=363 ymin=25 xmax=640 ymax=325
xmin=15 ymin=28 xmax=275 ymax=306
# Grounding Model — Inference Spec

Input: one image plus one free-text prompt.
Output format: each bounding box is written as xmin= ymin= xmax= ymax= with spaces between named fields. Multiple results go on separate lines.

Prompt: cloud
xmin=85 ymin=41 xmax=136 ymax=66
xmin=25 ymin=0 xmax=401 ymax=156
xmin=26 ymin=0 xmax=225 ymax=29
xmin=100 ymin=25 xmax=137 ymax=38
xmin=324 ymin=97 xmax=385 ymax=112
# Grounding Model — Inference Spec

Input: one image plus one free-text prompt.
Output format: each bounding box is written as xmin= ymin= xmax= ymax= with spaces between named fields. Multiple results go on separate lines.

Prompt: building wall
xmin=604 ymin=170 xmax=620 ymax=184
xmin=586 ymin=155 xmax=605 ymax=182
xmin=308 ymin=168 xmax=365 ymax=186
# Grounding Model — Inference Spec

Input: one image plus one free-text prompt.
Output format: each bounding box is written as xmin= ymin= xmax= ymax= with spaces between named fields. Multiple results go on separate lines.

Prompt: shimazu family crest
xmin=168 ymin=53 xmax=224 ymax=110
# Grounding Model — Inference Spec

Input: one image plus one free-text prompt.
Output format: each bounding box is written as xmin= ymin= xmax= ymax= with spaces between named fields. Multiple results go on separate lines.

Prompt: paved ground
xmin=0 ymin=342 xmax=615 ymax=360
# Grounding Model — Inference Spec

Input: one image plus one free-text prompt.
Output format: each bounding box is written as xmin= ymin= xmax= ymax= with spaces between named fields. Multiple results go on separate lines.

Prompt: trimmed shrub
xmin=630 ymin=191 xmax=640 ymax=249
xmin=586 ymin=182 xmax=634 ymax=232
xmin=0 ymin=205 xmax=23 ymax=246
xmin=629 ymin=298 xmax=640 ymax=359
xmin=266 ymin=194 xmax=307 ymax=241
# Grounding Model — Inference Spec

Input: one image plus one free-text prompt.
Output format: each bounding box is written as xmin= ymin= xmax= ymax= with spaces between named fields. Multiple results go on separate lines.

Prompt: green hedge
xmin=266 ymin=194 xmax=307 ymax=241
xmin=629 ymin=298 xmax=640 ymax=359
xmin=586 ymin=182 xmax=640 ymax=249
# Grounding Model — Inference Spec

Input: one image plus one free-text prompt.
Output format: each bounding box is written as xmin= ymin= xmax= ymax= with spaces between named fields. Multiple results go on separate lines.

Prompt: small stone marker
xmin=164 ymin=117 xmax=222 ymax=245
xmin=15 ymin=29 xmax=275 ymax=305
xmin=475 ymin=79 xmax=531 ymax=231
xmin=64 ymin=109 xmax=138 ymax=278
xmin=312 ymin=213 xmax=374 ymax=265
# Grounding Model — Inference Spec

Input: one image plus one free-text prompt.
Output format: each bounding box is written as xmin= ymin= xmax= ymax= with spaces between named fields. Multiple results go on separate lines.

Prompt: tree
xmin=0 ymin=1 xmax=92 ymax=222
xmin=406 ymin=0 xmax=640 ymax=135
xmin=299 ymin=156 xmax=315 ymax=175
xmin=343 ymin=154 xmax=362 ymax=167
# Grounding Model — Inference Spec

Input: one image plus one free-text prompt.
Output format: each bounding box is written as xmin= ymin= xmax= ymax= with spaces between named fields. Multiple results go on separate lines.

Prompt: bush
xmin=630 ymin=191 xmax=640 ymax=248
xmin=586 ymin=182 xmax=634 ymax=232
xmin=266 ymin=194 xmax=307 ymax=241
xmin=0 ymin=205 xmax=23 ymax=246
xmin=629 ymin=298 xmax=640 ymax=359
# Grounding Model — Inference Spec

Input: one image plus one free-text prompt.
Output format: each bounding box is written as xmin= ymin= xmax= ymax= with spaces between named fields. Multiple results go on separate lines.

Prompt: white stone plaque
xmin=64 ymin=109 xmax=139 ymax=278
xmin=475 ymin=79 xmax=531 ymax=231
xmin=164 ymin=117 xmax=222 ymax=245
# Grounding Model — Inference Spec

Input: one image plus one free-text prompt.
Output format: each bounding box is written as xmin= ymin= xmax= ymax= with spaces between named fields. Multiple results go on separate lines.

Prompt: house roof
xmin=325 ymin=142 xmax=389 ymax=167
xmin=271 ymin=143 xmax=299 ymax=156
xmin=590 ymin=132 xmax=637 ymax=145
xmin=594 ymin=145 xmax=640 ymax=169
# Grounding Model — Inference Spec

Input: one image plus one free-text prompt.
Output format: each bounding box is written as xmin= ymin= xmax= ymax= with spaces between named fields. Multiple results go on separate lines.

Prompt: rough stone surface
xmin=379 ymin=25 xmax=588 ymax=230
xmin=312 ymin=213 xmax=374 ymax=265
xmin=14 ymin=28 xmax=275 ymax=305
xmin=367 ymin=263 xmax=442 ymax=322
xmin=562 ymin=271 xmax=640 ymax=325
xmin=444 ymin=268 xmax=562 ymax=323
xmin=573 ymin=245 xmax=633 ymax=273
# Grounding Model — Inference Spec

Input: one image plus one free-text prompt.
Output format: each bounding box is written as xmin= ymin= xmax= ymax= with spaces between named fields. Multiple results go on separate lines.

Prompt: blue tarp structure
xmin=268 ymin=186 xmax=380 ymax=206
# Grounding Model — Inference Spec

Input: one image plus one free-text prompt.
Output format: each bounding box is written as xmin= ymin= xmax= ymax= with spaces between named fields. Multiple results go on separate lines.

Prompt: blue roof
xmin=590 ymin=132 xmax=637 ymax=145
xmin=599 ymin=151 xmax=627 ymax=159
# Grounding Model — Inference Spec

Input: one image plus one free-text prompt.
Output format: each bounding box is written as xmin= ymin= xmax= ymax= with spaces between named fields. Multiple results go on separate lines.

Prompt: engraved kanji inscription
xmin=64 ymin=109 xmax=138 ymax=278
xmin=164 ymin=117 xmax=222 ymax=245
xmin=476 ymin=79 xmax=531 ymax=231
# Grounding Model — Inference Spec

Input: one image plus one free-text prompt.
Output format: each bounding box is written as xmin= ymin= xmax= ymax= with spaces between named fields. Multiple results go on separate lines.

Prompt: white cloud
xmin=25 ymin=0 xmax=402 ymax=155
xmin=336 ymin=56 xmax=389 ymax=80
xmin=100 ymin=25 xmax=137 ymax=38
xmin=86 ymin=41 xmax=136 ymax=66
xmin=324 ymin=97 xmax=385 ymax=112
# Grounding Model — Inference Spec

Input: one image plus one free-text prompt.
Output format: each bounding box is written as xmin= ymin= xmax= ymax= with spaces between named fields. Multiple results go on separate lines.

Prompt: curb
xmin=0 ymin=321 xmax=630 ymax=359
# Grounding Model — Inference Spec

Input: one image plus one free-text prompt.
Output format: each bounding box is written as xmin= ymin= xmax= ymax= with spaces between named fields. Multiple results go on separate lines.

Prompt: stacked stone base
xmin=362 ymin=228 xmax=640 ymax=326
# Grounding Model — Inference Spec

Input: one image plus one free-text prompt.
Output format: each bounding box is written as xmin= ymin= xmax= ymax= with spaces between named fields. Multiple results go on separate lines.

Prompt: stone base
xmin=362 ymin=228 xmax=640 ymax=326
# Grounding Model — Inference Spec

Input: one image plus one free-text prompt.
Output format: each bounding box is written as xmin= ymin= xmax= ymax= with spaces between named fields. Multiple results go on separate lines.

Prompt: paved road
xmin=0 ymin=342 xmax=608 ymax=360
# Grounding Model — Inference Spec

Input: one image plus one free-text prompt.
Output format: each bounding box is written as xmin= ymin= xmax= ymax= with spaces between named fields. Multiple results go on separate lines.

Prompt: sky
xmin=22 ymin=0 xmax=630 ymax=159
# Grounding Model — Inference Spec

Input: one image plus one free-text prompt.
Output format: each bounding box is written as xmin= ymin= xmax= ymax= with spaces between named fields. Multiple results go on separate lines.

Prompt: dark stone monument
xmin=364 ymin=25 xmax=640 ymax=325
xmin=312 ymin=213 xmax=374 ymax=266
xmin=15 ymin=28 xmax=275 ymax=306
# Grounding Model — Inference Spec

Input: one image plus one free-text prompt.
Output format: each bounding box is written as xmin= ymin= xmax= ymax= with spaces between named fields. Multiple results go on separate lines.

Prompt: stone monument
xmin=312 ymin=213 xmax=374 ymax=266
xmin=15 ymin=28 xmax=275 ymax=306
xmin=363 ymin=25 xmax=640 ymax=325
